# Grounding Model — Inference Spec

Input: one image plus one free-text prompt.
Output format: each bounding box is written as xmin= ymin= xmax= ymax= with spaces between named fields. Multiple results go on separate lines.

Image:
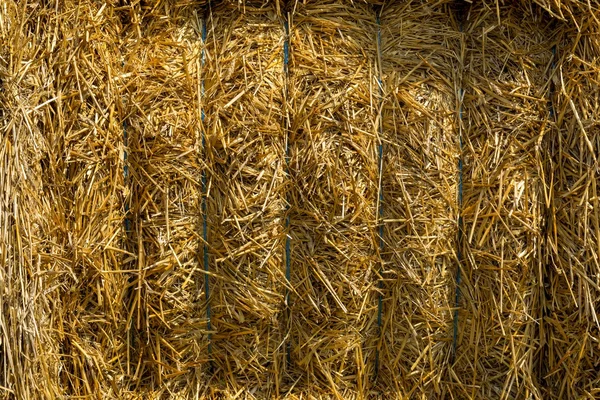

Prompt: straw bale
xmin=0 ymin=0 xmax=210 ymax=397
xmin=1 ymin=1 xmax=134 ymax=398
xmin=376 ymin=1 xmax=460 ymax=398
xmin=541 ymin=16 xmax=600 ymax=399
xmin=451 ymin=2 xmax=554 ymax=398
xmin=286 ymin=0 xmax=379 ymax=395
xmin=1 ymin=0 xmax=600 ymax=398
xmin=202 ymin=1 xmax=287 ymax=396
xmin=117 ymin=1 xmax=211 ymax=397
xmin=0 ymin=3 xmax=50 ymax=397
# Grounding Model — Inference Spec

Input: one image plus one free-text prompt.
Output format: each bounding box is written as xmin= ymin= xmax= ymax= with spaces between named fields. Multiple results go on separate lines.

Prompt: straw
xmin=286 ymin=0 xmax=379 ymax=395
xmin=377 ymin=1 xmax=460 ymax=397
xmin=3 ymin=1 xmax=133 ymax=397
xmin=450 ymin=2 xmax=554 ymax=398
xmin=117 ymin=1 xmax=210 ymax=396
xmin=541 ymin=9 xmax=600 ymax=398
xmin=202 ymin=2 xmax=287 ymax=395
xmin=1 ymin=0 xmax=599 ymax=398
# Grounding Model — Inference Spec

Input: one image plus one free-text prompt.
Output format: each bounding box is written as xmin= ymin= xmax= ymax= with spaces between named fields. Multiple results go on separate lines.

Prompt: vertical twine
xmin=201 ymin=15 xmax=212 ymax=363
xmin=121 ymin=60 xmax=133 ymax=377
xmin=374 ymin=12 xmax=384 ymax=378
xmin=452 ymin=88 xmax=464 ymax=359
xmin=452 ymin=16 xmax=465 ymax=361
xmin=283 ymin=17 xmax=291 ymax=311
xmin=283 ymin=15 xmax=292 ymax=366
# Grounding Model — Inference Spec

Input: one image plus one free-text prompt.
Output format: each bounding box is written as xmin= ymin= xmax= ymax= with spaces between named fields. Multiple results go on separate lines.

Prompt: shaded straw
xmin=374 ymin=11 xmax=384 ymax=378
xmin=541 ymin=9 xmax=600 ymax=398
xmin=0 ymin=4 xmax=49 ymax=397
xmin=201 ymin=9 xmax=212 ymax=365
xmin=452 ymin=8 xmax=465 ymax=359
xmin=283 ymin=10 xmax=292 ymax=368
xmin=202 ymin=2 xmax=287 ymax=395
xmin=531 ymin=0 xmax=600 ymax=25
xmin=450 ymin=2 xmax=554 ymax=398
xmin=378 ymin=1 xmax=460 ymax=397
xmin=287 ymin=0 xmax=379 ymax=395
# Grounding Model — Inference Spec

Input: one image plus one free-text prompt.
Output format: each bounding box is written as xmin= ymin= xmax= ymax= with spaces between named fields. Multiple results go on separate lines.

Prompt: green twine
xmin=452 ymin=88 xmax=464 ymax=360
xmin=374 ymin=13 xmax=384 ymax=378
xmin=201 ymin=16 xmax=212 ymax=365
xmin=452 ymin=18 xmax=466 ymax=361
xmin=283 ymin=16 xmax=292 ymax=366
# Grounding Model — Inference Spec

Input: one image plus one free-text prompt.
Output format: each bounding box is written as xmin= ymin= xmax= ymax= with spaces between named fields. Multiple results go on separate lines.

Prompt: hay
xmin=1 ymin=0 xmax=599 ymax=398
xmin=541 ymin=11 xmax=600 ymax=399
xmin=0 ymin=3 xmax=50 ymax=397
xmin=451 ymin=2 xmax=554 ymax=398
xmin=119 ymin=1 xmax=207 ymax=397
xmin=0 ymin=0 xmax=208 ymax=397
xmin=377 ymin=1 xmax=460 ymax=397
xmin=531 ymin=0 xmax=600 ymax=25
xmin=0 ymin=1 xmax=129 ymax=397
xmin=286 ymin=0 xmax=379 ymax=395
xmin=202 ymin=1 xmax=287 ymax=396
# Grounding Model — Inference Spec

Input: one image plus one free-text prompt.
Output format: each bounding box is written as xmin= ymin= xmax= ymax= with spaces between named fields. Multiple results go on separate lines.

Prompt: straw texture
xmin=377 ymin=1 xmax=460 ymax=398
xmin=6 ymin=1 xmax=129 ymax=397
xmin=541 ymin=10 xmax=600 ymax=399
xmin=119 ymin=1 xmax=209 ymax=397
xmin=286 ymin=1 xmax=379 ymax=395
xmin=0 ymin=3 xmax=50 ymax=397
xmin=1 ymin=0 xmax=599 ymax=399
xmin=202 ymin=2 xmax=287 ymax=395
xmin=452 ymin=2 xmax=554 ymax=398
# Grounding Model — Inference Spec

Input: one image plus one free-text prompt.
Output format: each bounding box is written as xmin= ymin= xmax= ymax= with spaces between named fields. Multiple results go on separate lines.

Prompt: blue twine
xmin=283 ymin=15 xmax=292 ymax=367
xmin=284 ymin=20 xmax=289 ymax=76
xmin=201 ymin=17 xmax=212 ymax=360
xmin=123 ymin=121 xmax=130 ymax=233
xmin=452 ymin=82 xmax=464 ymax=360
xmin=374 ymin=13 xmax=384 ymax=377
xmin=284 ymin=17 xmax=291 ymax=305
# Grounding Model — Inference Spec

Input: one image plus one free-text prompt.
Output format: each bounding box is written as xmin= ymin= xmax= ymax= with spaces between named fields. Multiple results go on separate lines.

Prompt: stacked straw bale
xmin=1 ymin=1 xmax=133 ymax=397
xmin=286 ymin=0 xmax=380 ymax=395
xmin=202 ymin=1 xmax=288 ymax=396
xmin=541 ymin=11 xmax=600 ymax=399
xmin=118 ymin=1 xmax=209 ymax=397
xmin=0 ymin=0 xmax=599 ymax=399
xmin=0 ymin=2 xmax=51 ymax=397
xmin=452 ymin=2 xmax=554 ymax=398
xmin=376 ymin=1 xmax=460 ymax=398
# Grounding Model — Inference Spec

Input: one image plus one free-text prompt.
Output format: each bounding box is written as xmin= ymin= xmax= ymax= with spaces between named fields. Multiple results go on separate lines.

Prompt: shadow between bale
xmin=542 ymin=10 xmax=600 ymax=398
